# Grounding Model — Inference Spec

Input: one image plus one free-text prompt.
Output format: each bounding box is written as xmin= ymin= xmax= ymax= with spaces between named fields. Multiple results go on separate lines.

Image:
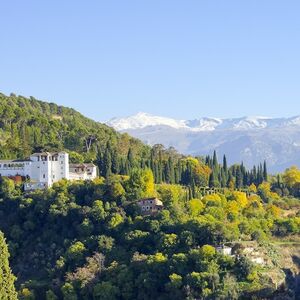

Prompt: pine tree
xmin=0 ymin=231 xmax=18 ymax=300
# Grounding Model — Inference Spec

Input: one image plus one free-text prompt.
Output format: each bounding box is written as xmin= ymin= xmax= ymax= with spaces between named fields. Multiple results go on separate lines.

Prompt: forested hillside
xmin=0 ymin=93 xmax=269 ymax=191
xmin=0 ymin=93 xmax=150 ymax=162
xmin=0 ymin=172 xmax=300 ymax=299
xmin=0 ymin=93 xmax=300 ymax=299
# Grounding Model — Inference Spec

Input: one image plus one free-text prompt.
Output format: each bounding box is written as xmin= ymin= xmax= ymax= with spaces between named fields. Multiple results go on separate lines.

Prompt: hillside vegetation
xmin=0 ymin=93 xmax=270 ymax=191
xmin=0 ymin=93 xmax=299 ymax=299
xmin=0 ymin=92 xmax=148 ymax=162
xmin=0 ymin=174 xmax=299 ymax=299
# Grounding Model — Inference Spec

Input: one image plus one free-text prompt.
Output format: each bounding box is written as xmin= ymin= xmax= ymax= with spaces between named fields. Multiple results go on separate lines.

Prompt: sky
xmin=1 ymin=1 xmax=300 ymax=122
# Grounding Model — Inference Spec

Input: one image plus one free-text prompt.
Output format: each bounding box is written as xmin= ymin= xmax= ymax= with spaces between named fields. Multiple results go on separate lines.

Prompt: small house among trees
xmin=137 ymin=197 xmax=164 ymax=215
xmin=215 ymin=245 xmax=233 ymax=256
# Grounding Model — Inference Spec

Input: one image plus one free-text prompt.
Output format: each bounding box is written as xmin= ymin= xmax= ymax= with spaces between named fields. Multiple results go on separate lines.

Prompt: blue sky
xmin=1 ymin=1 xmax=300 ymax=121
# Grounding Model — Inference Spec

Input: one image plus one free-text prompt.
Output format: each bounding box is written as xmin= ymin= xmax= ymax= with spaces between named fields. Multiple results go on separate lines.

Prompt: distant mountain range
xmin=107 ymin=112 xmax=300 ymax=173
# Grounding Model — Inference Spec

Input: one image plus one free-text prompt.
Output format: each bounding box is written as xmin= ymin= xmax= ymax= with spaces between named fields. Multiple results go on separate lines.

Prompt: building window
xmin=53 ymin=175 xmax=55 ymax=179
xmin=43 ymin=174 xmax=46 ymax=179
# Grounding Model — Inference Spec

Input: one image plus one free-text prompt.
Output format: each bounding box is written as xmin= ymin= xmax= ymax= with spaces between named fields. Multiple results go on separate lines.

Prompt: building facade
xmin=69 ymin=163 xmax=98 ymax=181
xmin=0 ymin=152 xmax=97 ymax=190
xmin=137 ymin=197 xmax=164 ymax=215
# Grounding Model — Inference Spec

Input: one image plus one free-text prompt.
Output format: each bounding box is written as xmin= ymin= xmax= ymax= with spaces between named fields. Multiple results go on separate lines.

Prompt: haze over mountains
xmin=107 ymin=113 xmax=300 ymax=173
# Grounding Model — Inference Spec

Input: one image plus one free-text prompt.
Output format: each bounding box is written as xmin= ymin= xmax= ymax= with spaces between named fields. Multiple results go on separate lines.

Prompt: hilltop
xmin=0 ymin=92 xmax=148 ymax=162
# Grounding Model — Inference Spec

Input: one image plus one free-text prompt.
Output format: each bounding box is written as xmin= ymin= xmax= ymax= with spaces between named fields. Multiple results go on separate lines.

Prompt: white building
xmin=0 ymin=152 xmax=98 ymax=190
xmin=215 ymin=245 xmax=233 ymax=256
xmin=69 ymin=163 xmax=98 ymax=181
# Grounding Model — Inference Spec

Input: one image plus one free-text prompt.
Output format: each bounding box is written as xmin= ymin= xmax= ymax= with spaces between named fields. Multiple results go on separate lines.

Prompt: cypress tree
xmin=168 ymin=157 xmax=175 ymax=184
xmin=221 ymin=168 xmax=227 ymax=188
xmin=252 ymin=165 xmax=257 ymax=185
xmin=227 ymin=171 xmax=234 ymax=188
xmin=258 ymin=164 xmax=263 ymax=184
xmin=277 ymin=174 xmax=282 ymax=188
xmin=96 ymin=150 xmax=104 ymax=176
xmin=209 ymin=171 xmax=220 ymax=188
xmin=127 ymin=148 xmax=135 ymax=169
xmin=235 ymin=166 xmax=243 ymax=189
xmin=0 ymin=231 xmax=17 ymax=300
xmin=155 ymin=163 xmax=162 ymax=184
xmin=213 ymin=150 xmax=218 ymax=169
xmin=205 ymin=155 xmax=210 ymax=166
xmin=103 ymin=147 xmax=112 ymax=178
xmin=111 ymin=150 xmax=120 ymax=174
xmin=223 ymin=154 xmax=228 ymax=173
xmin=263 ymin=160 xmax=268 ymax=181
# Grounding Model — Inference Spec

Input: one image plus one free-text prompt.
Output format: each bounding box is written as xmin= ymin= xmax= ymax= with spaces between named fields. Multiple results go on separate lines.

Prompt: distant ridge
xmin=107 ymin=112 xmax=300 ymax=132
xmin=107 ymin=112 xmax=300 ymax=172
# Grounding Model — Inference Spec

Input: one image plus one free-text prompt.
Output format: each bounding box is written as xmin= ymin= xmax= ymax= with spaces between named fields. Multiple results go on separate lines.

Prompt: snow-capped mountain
xmin=108 ymin=112 xmax=187 ymax=131
xmin=107 ymin=113 xmax=300 ymax=132
xmin=106 ymin=113 xmax=300 ymax=172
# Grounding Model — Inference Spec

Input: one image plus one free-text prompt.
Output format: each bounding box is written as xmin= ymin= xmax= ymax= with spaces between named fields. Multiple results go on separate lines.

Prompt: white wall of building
xmin=0 ymin=152 xmax=96 ymax=190
xmin=0 ymin=161 xmax=27 ymax=177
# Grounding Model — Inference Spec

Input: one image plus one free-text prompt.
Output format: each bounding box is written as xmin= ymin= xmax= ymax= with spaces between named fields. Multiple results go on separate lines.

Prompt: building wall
xmin=29 ymin=155 xmax=50 ymax=185
xmin=0 ymin=152 xmax=94 ymax=189
xmin=87 ymin=166 xmax=97 ymax=179
xmin=28 ymin=152 xmax=69 ymax=186
xmin=49 ymin=152 xmax=69 ymax=185
xmin=69 ymin=163 xmax=97 ymax=181
xmin=137 ymin=198 xmax=164 ymax=215
xmin=0 ymin=163 xmax=26 ymax=177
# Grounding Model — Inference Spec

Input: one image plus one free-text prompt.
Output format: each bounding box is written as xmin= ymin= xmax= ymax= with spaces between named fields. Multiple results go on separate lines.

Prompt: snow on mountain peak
xmin=233 ymin=116 xmax=269 ymax=130
xmin=107 ymin=112 xmax=187 ymax=131
xmin=285 ymin=116 xmax=300 ymax=126
xmin=106 ymin=113 xmax=300 ymax=132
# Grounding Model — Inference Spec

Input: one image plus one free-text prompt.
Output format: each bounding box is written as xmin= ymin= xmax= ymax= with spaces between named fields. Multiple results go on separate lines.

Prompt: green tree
xmin=93 ymin=282 xmax=119 ymax=300
xmin=0 ymin=231 xmax=17 ymax=300
xmin=46 ymin=290 xmax=58 ymax=300
xmin=61 ymin=283 xmax=77 ymax=300
xmin=66 ymin=241 xmax=86 ymax=263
